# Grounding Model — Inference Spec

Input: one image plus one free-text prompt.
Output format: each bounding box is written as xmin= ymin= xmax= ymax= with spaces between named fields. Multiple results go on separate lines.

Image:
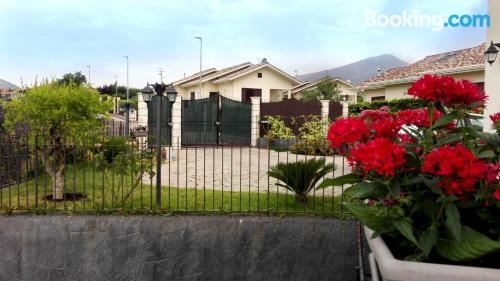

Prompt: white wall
xmin=485 ymin=0 xmax=500 ymax=130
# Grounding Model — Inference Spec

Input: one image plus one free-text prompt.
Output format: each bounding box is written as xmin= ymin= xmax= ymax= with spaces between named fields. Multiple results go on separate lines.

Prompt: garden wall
xmin=0 ymin=215 xmax=361 ymax=281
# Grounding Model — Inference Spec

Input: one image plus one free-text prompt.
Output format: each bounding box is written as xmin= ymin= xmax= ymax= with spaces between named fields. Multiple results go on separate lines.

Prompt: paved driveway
xmin=150 ymin=147 xmax=350 ymax=196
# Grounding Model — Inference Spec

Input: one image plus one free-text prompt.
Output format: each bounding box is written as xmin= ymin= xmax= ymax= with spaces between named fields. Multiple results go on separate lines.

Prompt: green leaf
xmin=474 ymin=132 xmax=500 ymax=146
xmin=435 ymin=226 xmax=500 ymax=262
xmin=344 ymin=181 xmax=379 ymax=199
xmin=476 ymin=150 xmax=495 ymax=159
xmin=432 ymin=113 xmax=456 ymax=129
xmin=393 ymin=220 xmax=420 ymax=247
xmin=435 ymin=134 xmax=461 ymax=147
xmin=444 ymin=204 xmax=461 ymax=241
xmin=316 ymin=173 xmax=360 ymax=189
xmin=419 ymin=227 xmax=438 ymax=257
xmin=344 ymin=203 xmax=393 ymax=232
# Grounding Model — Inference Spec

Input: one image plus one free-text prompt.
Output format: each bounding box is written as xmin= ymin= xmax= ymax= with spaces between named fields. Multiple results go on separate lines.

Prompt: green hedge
xmin=348 ymin=99 xmax=428 ymax=115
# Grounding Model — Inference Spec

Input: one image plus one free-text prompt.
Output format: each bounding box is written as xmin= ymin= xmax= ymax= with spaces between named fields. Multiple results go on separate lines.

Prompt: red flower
xmin=359 ymin=109 xmax=400 ymax=139
xmin=408 ymin=75 xmax=487 ymax=108
xmin=422 ymin=144 xmax=487 ymax=196
xmin=359 ymin=109 xmax=392 ymax=122
xmin=347 ymin=138 xmax=407 ymax=177
xmin=327 ymin=117 xmax=370 ymax=150
xmin=490 ymin=112 xmax=500 ymax=124
xmin=485 ymin=162 xmax=500 ymax=187
xmin=370 ymin=119 xmax=401 ymax=139
xmin=493 ymin=189 xmax=500 ymax=201
xmin=396 ymin=108 xmax=452 ymax=128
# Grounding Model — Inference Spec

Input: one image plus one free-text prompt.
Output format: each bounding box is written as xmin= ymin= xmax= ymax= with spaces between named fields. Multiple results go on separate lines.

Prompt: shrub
xmin=268 ymin=158 xmax=334 ymax=203
xmin=264 ymin=115 xmax=295 ymax=141
xmin=290 ymin=115 xmax=332 ymax=155
xmin=349 ymin=99 xmax=428 ymax=115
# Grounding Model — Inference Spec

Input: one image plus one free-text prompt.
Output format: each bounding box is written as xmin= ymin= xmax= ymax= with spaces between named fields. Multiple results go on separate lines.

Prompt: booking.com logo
xmin=365 ymin=10 xmax=490 ymax=31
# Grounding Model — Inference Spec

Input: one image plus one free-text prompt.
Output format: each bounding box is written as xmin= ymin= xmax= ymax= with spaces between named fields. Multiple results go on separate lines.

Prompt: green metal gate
xmin=181 ymin=96 xmax=218 ymax=145
xmin=181 ymin=95 xmax=251 ymax=146
xmin=220 ymin=96 xmax=251 ymax=145
xmin=148 ymin=95 xmax=172 ymax=146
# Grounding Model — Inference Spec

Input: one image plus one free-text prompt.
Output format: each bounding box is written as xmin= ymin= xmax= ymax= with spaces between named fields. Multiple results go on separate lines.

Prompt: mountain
xmin=0 ymin=79 xmax=20 ymax=90
xmin=296 ymin=54 xmax=409 ymax=85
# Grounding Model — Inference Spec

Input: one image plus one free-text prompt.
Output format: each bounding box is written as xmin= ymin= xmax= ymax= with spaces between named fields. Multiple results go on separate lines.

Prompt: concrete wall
xmin=485 ymin=0 xmax=500 ymax=130
xmin=362 ymin=70 xmax=485 ymax=102
xmin=0 ymin=215 xmax=361 ymax=281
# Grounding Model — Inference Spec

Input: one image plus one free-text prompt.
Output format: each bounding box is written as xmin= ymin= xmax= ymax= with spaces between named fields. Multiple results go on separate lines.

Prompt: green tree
xmin=3 ymin=83 xmax=111 ymax=200
xmin=96 ymin=83 xmax=141 ymax=99
xmin=57 ymin=71 xmax=88 ymax=87
xmin=301 ymin=78 xmax=342 ymax=102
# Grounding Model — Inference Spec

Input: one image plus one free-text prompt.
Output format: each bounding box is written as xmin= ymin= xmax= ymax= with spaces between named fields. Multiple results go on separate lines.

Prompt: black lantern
xmin=141 ymin=85 xmax=154 ymax=103
xmin=165 ymin=84 xmax=178 ymax=103
xmin=485 ymin=41 xmax=500 ymax=66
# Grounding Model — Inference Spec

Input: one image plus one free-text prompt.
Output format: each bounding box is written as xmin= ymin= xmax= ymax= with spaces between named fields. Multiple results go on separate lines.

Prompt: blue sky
xmin=0 ymin=0 xmax=487 ymax=88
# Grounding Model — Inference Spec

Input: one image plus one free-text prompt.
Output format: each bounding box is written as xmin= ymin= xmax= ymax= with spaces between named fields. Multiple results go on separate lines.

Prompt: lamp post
xmin=140 ymin=83 xmax=177 ymax=208
xmin=485 ymin=41 xmax=500 ymax=65
xmin=194 ymin=36 xmax=202 ymax=98
xmin=87 ymin=65 xmax=91 ymax=87
xmin=124 ymin=56 xmax=130 ymax=136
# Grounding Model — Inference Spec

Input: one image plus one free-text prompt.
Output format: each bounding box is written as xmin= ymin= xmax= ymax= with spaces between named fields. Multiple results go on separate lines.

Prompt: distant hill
xmin=297 ymin=54 xmax=408 ymax=85
xmin=0 ymin=79 xmax=20 ymax=90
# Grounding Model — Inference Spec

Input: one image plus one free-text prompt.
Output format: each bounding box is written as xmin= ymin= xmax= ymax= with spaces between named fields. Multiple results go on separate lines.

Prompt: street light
xmin=140 ymin=83 xmax=177 ymax=208
xmin=485 ymin=41 xmax=500 ymax=66
xmin=194 ymin=36 xmax=202 ymax=98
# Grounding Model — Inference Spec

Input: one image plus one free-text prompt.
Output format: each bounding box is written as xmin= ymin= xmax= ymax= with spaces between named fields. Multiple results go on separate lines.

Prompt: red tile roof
xmin=360 ymin=44 xmax=485 ymax=86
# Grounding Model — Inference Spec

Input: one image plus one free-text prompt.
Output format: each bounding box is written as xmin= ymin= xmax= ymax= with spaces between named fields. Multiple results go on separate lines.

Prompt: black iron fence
xmin=0 ymin=131 xmax=350 ymax=216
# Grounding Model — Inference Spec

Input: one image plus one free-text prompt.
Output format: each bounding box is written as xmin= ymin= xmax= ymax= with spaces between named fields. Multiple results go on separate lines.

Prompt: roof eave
xmin=355 ymin=64 xmax=485 ymax=91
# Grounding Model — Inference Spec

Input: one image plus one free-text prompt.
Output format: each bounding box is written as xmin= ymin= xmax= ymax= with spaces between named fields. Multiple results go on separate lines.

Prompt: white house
xmin=172 ymin=61 xmax=301 ymax=103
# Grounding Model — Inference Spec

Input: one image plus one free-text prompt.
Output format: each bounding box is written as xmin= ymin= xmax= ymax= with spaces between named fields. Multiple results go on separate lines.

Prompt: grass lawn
xmin=0 ymin=164 xmax=346 ymax=216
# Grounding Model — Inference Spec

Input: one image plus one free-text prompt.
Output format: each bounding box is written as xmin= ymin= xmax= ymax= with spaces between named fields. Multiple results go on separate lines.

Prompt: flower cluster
xmin=490 ymin=112 xmax=500 ymax=124
xmin=421 ymin=144 xmax=487 ymax=196
xmin=327 ymin=117 xmax=369 ymax=150
xmin=407 ymin=74 xmax=487 ymax=108
xmin=396 ymin=108 xmax=445 ymax=128
xmin=347 ymin=138 xmax=407 ymax=177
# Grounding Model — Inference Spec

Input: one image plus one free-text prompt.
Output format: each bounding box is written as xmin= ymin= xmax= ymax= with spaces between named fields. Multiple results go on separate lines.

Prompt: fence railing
xmin=0 ymin=132 xmax=350 ymax=216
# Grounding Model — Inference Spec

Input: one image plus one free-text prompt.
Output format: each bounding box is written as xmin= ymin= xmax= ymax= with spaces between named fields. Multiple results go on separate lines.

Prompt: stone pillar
xmin=320 ymin=100 xmax=330 ymax=134
xmin=171 ymin=96 xmax=182 ymax=149
xmin=137 ymin=93 xmax=148 ymax=127
xmin=484 ymin=0 xmax=500 ymax=131
xmin=250 ymin=96 xmax=261 ymax=147
xmin=341 ymin=101 xmax=349 ymax=117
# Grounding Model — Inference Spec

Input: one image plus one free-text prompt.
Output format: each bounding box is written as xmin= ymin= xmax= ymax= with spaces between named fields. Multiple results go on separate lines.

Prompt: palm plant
xmin=268 ymin=158 xmax=334 ymax=203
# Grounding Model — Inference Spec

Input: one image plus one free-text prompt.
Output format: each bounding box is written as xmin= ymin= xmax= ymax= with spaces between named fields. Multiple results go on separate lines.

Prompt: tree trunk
xmin=295 ymin=194 xmax=308 ymax=204
xmin=52 ymin=168 xmax=65 ymax=200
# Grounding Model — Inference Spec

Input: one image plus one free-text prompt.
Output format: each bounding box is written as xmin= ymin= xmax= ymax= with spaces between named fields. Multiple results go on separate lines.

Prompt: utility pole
xmin=87 ymin=65 xmax=91 ymax=87
xmin=123 ymin=56 xmax=130 ymax=136
xmin=158 ymin=68 xmax=164 ymax=83
xmin=113 ymin=75 xmax=118 ymax=96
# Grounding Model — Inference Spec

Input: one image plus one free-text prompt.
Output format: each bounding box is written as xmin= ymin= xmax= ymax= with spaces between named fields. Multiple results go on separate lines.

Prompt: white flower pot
xmin=364 ymin=226 xmax=500 ymax=281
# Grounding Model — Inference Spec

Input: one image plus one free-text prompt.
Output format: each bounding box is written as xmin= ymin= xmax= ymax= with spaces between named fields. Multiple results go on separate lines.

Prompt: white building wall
xmin=485 ymin=0 xmax=500 ymax=130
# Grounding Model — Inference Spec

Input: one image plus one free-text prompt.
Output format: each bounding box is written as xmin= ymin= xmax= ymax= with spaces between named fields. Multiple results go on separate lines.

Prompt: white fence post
xmin=250 ymin=96 xmax=261 ymax=147
xmin=341 ymin=101 xmax=349 ymax=117
xmin=171 ymin=96 xmax=182 ymax=150
xmin=320 ymin=100 xmax=329 ymax=134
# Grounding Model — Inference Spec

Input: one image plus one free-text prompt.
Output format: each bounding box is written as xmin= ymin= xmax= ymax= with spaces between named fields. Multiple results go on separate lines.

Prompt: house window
xmin=190 ymin=92 xmax=195 ymax=100
xmin=257 ymin=73 xmax=262 ymax=78
xmin=371 ymin=96 xmax=385 ymax=102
